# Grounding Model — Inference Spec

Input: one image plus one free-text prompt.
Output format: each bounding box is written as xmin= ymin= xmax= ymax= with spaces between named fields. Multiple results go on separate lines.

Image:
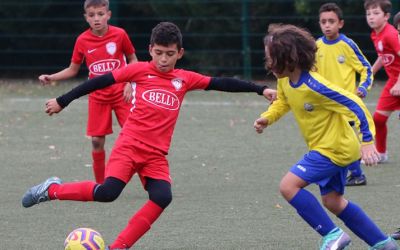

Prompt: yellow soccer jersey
xmin=315 ymin=34 xmax=373 ymax=94
xmin=261 ymin=71 xmax=375 ymax=166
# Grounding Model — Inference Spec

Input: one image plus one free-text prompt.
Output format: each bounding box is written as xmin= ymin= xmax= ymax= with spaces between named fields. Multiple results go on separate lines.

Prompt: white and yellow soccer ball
xmin=64 ymin=227 xmax=105 ymax=250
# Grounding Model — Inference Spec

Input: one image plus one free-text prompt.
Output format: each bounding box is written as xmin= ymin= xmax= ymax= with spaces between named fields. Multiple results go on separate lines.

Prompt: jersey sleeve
xmin=386 ymin=30 xmax=400 ymax=55
xmin=311 ymin=81 xmax=375 ymax=144
xmin=346 ymin=40 xmax=373 ymax=91
xmin=71 ymin=36 xmax=84 ymax=64
xmin=260 ymin=78 xmax=290 ymax=124
xmin=112 ymin=63 xmax=140 ymax=83
xmin=121 ymin=30 xmax=135 ymax=55
xmin=186 ymin=71 xmax=211 ymax=90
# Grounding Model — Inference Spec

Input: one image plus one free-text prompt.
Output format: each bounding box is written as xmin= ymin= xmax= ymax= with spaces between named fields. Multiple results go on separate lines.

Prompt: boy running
xmin=38 ymin=0 xmax=137 ymax=184
xmin=22 ymin=22 xmax=276 ymax=250
xmin=364 ymin=0 xmax=400 ymax=163
xmin=316 ymin=2 xmax=373 ymax=186
xmin=254 ymin=24 xmax=398 ymax=250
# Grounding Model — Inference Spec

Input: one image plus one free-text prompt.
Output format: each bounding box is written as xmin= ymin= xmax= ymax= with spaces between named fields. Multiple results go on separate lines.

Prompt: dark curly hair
xmin=150 ymin=22 xmax=183 ymax=50
xmin=319 ymin=2 xmax=343 ymax=21
xmin=264 ymin=24 xmax=316 ymax=74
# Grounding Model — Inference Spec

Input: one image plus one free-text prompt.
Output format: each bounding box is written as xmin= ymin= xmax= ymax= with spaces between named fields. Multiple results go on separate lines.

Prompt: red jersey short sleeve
xmin=112 ymin=61 xmax=211 ymax=153
xmin=71 ymin=25 xmax=135 ymax=102
xmin=371 ymin=23 xmax=400 ymax=80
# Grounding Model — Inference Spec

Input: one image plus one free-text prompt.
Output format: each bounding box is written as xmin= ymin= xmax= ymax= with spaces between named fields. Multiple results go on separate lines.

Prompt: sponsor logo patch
xmin=142 ymin=89 xmax=180 ymax=110
xmin=88 ymin=59 xmax=120 ymax=75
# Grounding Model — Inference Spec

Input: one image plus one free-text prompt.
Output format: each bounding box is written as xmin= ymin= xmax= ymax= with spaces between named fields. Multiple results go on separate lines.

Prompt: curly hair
xmin=264 ymin=24 xmax=316 ymax=74
xmin=150 ymin=22 xmax=183 ymax=50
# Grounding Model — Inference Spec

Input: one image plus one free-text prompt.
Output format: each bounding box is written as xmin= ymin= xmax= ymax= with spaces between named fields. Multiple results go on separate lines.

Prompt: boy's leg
xmin=22 ymin=176 xmax=126 ymax=207
xmin=87 ymin=99 xmax=113 ymax=184
xmin=373 ymin=112 xmax=389 ymax=155
xmin=337 ymin=201 xmax=390 ymax=247
xmin=109 ymin=178 xmax=172 ymax=249
xmin=346 ymin=160 xmax=367 ymax=186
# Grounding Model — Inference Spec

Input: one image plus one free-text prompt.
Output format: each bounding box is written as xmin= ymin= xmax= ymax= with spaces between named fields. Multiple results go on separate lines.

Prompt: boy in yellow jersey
xmin=316 ymin=2 xmax=373 ymax=186
xmin=254 ymin=24 xmax=398 ymax=250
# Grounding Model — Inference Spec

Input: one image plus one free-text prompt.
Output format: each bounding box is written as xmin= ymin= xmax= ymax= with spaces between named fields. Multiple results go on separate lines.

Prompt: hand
xmin=254 ymin=117 xmax=269 ymax=134
xmin=263 ymin=88 xmax=277 ymax=102
xmin=389 ymin=82 xmax=400 ymax=96
xmin=38 ymin=74 xmax=53 ymax=85
xmin=123 ymin=82 xmax=133 ymax=103
xmin=356 ymin=86 xmax=367 ymax=98
xmin=360 ymin=143 xmax=380 ymax=166
xmin=45 ymin=98 xmax=63 ymax=116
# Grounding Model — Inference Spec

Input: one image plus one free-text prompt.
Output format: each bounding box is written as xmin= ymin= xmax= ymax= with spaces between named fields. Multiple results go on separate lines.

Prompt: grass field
xmin=1 ymin=80 xmax=400 ymax=249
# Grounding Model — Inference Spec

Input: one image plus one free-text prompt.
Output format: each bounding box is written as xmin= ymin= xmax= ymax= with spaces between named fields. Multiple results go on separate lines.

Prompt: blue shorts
xmin=290 ymin=151 xmax=359 ymax=195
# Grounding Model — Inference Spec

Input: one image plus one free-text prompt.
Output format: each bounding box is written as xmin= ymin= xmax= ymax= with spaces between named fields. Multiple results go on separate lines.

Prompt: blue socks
xmin=338 ymin=201 xmax=387 ymax=246
xmin=289 ymin=189 xmax=336 ymax=236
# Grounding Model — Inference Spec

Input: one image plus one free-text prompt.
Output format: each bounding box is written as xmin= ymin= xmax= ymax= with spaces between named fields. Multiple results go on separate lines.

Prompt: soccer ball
xmin=64 ymin=228 xmax=105 ymax=250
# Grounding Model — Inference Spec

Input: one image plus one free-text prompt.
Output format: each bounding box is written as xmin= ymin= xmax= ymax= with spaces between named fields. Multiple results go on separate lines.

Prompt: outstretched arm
xmin=45 ymin=73 xmax=116 ymax=115
xmin=205 ymin=77 xmax=276 ymax=101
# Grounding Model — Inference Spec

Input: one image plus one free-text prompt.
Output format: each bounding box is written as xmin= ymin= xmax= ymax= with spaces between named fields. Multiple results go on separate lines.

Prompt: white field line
xmin=6 ymin=97 xmax=377 ymax=107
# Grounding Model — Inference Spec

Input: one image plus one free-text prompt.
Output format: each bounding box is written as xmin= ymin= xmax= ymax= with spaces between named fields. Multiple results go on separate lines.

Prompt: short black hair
xmin=319 ymin=3 xmax=343 ymax=20
xmin=150 ymin=22 xmax=183 ymax=50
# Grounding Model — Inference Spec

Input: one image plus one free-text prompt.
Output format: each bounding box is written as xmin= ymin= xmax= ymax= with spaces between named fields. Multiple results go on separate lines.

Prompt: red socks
xmin=373 ymin=112 xmax=388 ymax=153
xmin=109 ymin=200 xmax=163 ymax=249
xmin=92 ymin=150 xmax=106 ymax=184
xmin=48 ymin=181 xmax=96 ymax=201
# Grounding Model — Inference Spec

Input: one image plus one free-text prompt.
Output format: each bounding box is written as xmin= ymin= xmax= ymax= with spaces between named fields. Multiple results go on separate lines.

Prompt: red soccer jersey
xmin=112 ymin=61 xmax=211 ymax=153
xmin=72 ymin=25 xmax=135 ymax=102
xmin=371 ymin=23 xmax=400 ymax=81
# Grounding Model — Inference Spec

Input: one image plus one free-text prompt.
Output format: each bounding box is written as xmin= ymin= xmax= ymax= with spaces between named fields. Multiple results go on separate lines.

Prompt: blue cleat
xmin=320 ymin=227 xmax=351 ymax=250
xmin=22 ymin=177 xmax=62 ymax=208
xmin=369 ymin=237 xmax=399 ymax=250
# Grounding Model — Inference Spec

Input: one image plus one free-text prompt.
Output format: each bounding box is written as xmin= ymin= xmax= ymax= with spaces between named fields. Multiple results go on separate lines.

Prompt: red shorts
xmin=376 ymin=78 xmax=400 ymax=111
xmin=87 ymin=97 xmax=131 ymax=136
xmin=105 ymin=133 xmax=172 ymax=187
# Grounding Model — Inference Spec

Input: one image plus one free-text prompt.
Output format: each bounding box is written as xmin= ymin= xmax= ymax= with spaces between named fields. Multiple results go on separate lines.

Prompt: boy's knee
xmin=94 ymin=185 xmax=121 ymax=202
xmin=149 ymin=188 xmax=172 ymax=209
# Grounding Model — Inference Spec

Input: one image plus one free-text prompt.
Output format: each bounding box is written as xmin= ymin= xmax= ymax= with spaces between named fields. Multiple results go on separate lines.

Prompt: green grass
xmin=1 ymin=80 xmax=399 ymax=249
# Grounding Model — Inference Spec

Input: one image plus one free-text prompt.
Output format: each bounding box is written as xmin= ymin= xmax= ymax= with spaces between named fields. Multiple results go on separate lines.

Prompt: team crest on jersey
xmin=337 ymin=55 xmax=345 ymax=64
xmin=378 ymin=41 xmax=383 ymax=52
xmin=304 ymin=103 xmax=314 ymax=112
xmin=106 ymin=42 xmax=117 ymax=55
xmin=171 ymin=78 xmax=183 ymax=90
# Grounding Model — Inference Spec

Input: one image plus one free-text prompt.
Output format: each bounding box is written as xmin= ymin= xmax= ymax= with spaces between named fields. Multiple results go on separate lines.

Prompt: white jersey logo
xmin=171 ymin=78 xmax=183 ymax=90
xmin=106 ymin=42 xmax=117 ymax=55
xmin=88 ymin=59 xmax=121 ymax=75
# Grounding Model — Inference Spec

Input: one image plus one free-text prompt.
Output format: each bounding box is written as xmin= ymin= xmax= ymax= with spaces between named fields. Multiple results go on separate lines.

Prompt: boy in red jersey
xmin=364 ymin=0 xmax=400 ymax=163
xmin=38 ymin=0 xmax=137 ymax=184
xmin=22 ymin=22 xmax=276 ymax=249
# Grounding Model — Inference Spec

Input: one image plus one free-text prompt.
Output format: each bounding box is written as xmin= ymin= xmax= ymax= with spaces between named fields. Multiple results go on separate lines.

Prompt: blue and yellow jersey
xmin=315 ymin=34 xmax=373 ymax=94
xmin=261 ymin=71 xmax=375 ymax=166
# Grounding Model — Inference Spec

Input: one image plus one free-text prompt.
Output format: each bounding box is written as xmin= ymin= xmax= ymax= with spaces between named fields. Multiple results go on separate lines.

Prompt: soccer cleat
xmin=22 ymin=176 xmax=62 ymax=208
xmin=391 ymin=229 xmax=400 ymax=240
xmin=369 ymin=237 xmax=399 ymax=250
xmin=320 ymin=227 xmax=351 ymax=250
xmin=345 ymin=174 xmax=367 ymax=186
xmin=378 ymin=153 xmax=389 ymax=164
